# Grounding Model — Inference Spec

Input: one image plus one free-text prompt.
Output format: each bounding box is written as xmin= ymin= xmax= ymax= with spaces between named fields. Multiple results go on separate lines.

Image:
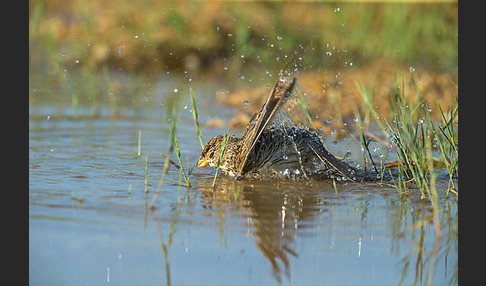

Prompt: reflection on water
xmin=29 ymin=75 xmax=457 ymax=285
xmin=193 ymin=176 xmax=457 ymax=285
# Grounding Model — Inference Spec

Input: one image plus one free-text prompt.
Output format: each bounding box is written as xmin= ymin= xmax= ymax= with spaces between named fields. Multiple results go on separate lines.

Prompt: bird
xmin=196 ymin=77 xmax=361 ymax=182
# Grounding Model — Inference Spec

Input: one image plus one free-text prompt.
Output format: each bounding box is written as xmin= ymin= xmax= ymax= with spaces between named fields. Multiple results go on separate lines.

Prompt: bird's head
xmin=196 ymin=135 xmax=226 ymax=169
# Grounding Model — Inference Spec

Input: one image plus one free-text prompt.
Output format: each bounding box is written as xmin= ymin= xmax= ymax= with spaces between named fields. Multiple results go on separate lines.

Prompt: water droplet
xmin=283 ymin=155 xmax=288 ymax=160
xmin=277 ymin=35 xmax=283 ymax=40
xmin=334 ymin=7 xmax=340 ymax=12
xmin=174 ymin=88 xmax=178 ymax=93
xmin=353 ymin=118 xmax=359 ymax=122
xmin=409 ymin=66 xmax=415 ymax=73
xmin=228 ymin=33 xmax=233 ymax=37
xmin=134 ymin=35 xmax=139 ymax=39
xmin=326 ymin=51 xmax=332 ymax=56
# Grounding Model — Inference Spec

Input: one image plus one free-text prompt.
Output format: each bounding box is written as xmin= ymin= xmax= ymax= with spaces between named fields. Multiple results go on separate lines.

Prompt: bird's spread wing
xmin=236 ymin=78 xmax=296 ymax=176
xmin=308 ymin=140 xmax=360 ymax=182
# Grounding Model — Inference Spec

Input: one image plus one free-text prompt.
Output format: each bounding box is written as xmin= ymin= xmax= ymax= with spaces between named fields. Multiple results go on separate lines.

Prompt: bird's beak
xmin=196 ymin=158 xmax=209 ymax=168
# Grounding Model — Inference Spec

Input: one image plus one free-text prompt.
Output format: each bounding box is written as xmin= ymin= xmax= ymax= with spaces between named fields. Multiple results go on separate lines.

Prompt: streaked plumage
xmin=197 ymin=78 xmax=361 ymax=182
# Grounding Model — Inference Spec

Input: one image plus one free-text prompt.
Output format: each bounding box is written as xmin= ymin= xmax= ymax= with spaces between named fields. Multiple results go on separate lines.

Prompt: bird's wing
xmin=308 ymin=139 xmax=360 ymax=182
xmin=236 ymin=78 xmax=296 ymax=176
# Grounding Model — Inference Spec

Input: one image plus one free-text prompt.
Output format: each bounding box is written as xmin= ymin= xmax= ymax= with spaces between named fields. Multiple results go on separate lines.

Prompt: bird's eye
xmin=209 ymin=151 xmax=214 ymax=159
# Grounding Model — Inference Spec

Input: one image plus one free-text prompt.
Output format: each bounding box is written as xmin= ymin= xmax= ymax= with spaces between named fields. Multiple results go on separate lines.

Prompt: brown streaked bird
xmin=197 ymin=78 xmax=361 ymax=182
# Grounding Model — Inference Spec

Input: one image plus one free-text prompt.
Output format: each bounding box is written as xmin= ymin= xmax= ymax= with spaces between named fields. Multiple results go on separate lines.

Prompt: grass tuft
xmin=384 ymin=77 xmax=457 ymax=198
xmin=352 ymin=73 xmax=457 ymax=199
xmin=169 ymin=95 xmax=192 ymax=188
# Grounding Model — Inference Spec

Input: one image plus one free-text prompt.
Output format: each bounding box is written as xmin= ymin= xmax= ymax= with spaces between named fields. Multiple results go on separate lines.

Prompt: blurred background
xmin=29 ymin=0 xmax=457 ymax=76
xmin=29 ymin=0 xmax=458 ymax=132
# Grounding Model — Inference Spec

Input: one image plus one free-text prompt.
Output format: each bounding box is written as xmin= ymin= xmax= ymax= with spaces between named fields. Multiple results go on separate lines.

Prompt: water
xmin=29 ymin=74 xmax=457 ymax=285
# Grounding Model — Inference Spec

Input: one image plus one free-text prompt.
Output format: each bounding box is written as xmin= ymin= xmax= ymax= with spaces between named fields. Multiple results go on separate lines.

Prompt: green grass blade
xmin=144 ymin=155 xmax=149 ymax=194
xmin=190 ymin=87 xmax=205 ymax=150
xmin=212 ymin=129 xmax=231 ymax=188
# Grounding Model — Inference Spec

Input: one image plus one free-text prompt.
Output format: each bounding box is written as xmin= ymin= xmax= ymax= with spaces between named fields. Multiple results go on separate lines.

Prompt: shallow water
xmin=29 ymin=74 xmax=457 ymax=285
